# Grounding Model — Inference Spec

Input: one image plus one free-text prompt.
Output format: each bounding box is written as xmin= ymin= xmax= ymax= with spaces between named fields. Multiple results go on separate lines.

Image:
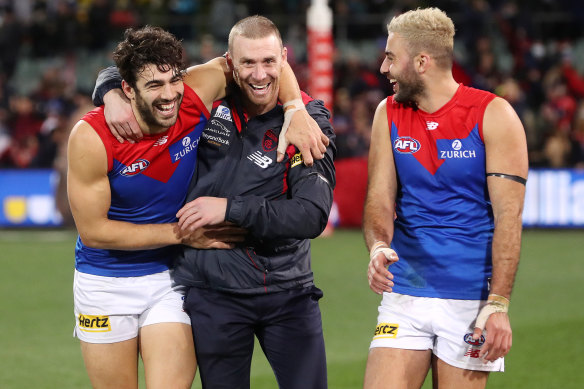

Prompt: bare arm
xmin=363 ymin=99 xmax=399 ymax=294
xmin=67 ymin=121 xmax=182 ymax=249
xmin=475 ymin=96 xmax=528 ymax=361
xmin=485 ymin=97 xmax=528 ymax=299
xmin=183 ymin=57 xmax=232 ymax=112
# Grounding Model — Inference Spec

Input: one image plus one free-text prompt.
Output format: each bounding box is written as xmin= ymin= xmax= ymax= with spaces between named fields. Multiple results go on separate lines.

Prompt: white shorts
xmin=73 ymin=269 xmax=190 ymax=344
xmin=370 ymin=293 xmax=504 ymax=372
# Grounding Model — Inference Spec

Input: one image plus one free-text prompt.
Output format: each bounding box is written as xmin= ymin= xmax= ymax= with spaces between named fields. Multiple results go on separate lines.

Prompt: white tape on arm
xmin=475 ymin=294 xmax=510 ymax=330
xmin=369 ymin=241 xmax=398 ymax=262
xmin=278 ymin=99 xmax=305 ymax=154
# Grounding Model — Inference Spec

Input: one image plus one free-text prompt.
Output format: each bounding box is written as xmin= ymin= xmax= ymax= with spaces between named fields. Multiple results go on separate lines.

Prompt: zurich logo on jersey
xmin=171 ymin=135 xmax=200 ymax=163
xmin=438 ymin=139 xmax=477 ymax=159
xmin=120 ymin=159 xmax=150 ymax=176
xmin=394 ymin=137 xmax=421 ymax=154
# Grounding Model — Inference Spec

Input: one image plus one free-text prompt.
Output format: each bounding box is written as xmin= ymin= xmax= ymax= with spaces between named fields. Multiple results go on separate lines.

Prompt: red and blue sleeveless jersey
xmin=75 ymin=84 xmax=209 ymax=277
xmin=387 ymin=85 xmax=496 ymax=299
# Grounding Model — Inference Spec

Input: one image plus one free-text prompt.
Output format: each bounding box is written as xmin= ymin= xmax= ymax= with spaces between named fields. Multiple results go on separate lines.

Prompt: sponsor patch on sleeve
xmin=290 ymin=152 xmax=303 ymax=168
xmin=373 ymin=322 xmax=399 ymax=340
xmin=78 ymin=314 xmax=111 ymax=332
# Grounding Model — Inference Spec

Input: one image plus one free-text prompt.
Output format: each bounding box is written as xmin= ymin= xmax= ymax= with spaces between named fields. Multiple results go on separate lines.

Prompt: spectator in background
xmin=0 ymin=5 xmax=22 ymax=79
xmin=86 ymin=0 xmax=112 ymax=50
xmin=2 ymin=95 xmax=42 ymax=168
xmin=2 ymin=0 xmax=584 ymax=173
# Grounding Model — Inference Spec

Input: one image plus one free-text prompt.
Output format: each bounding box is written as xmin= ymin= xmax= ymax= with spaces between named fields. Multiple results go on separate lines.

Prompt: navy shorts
xmin=184 ymin=286 xmax=327 ymax=389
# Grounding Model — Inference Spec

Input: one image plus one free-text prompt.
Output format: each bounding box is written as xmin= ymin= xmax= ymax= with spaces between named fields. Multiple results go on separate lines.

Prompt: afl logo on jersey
xmin=394 ymin=137 xmax=421 ymax=154
xmin=464 ymin=333 xmax=485 ymax=346
xmin=120 ymin=159 xmax=150 ymax=176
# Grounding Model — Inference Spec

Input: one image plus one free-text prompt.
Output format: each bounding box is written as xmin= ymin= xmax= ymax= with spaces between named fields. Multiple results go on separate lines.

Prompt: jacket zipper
xmin=245 ymin=248 xmax=268 ymax=292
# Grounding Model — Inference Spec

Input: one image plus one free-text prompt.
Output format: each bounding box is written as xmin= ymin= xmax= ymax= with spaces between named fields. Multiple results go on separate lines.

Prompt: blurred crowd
xmin=1 ymin=0 xmax=584 ymax=171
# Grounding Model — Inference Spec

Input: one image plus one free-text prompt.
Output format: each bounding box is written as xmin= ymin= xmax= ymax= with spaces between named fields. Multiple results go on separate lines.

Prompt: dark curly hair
xmin=113 ymin=26 xmax=185 ymax=89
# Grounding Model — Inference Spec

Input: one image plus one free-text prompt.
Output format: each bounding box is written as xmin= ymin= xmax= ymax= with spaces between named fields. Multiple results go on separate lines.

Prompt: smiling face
xmin=228 ymin=34 xmax=286 ymax=116
xmin=380 ymin=32 xmax=425 ymax=105
xmin=125 ymin=63 xmax=184 ymax=134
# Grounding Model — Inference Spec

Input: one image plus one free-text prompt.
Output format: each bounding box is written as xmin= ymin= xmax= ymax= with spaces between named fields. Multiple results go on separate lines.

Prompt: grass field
xmin=0 ymin=228 xmax=582 ymax=388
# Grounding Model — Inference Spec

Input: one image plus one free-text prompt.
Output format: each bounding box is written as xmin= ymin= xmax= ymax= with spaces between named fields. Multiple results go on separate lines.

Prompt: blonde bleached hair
xmin=228 ymin=15 xmax=283 ymax=54
xmin=387 ymin=7 xmax=455 ymax=69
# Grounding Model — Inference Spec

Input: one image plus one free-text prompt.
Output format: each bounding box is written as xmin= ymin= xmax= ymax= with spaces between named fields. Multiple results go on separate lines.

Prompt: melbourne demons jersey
xmin=388 ymin=85 xmax=496 ymax=299
xmin=75 ymin=84 xmax=209 ymax=277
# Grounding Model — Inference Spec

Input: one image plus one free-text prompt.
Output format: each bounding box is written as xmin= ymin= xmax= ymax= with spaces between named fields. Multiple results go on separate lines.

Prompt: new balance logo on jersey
xmin=426 ymin=121 xmax=439 ymax=130
xmin=464 ymin=348 xmax=481 ymax=358
xmin=394 ymin=137 xmax=421 ymax=154
xmin=248 ymin=151 xmax=272 ymax=168
xmin=439 ymin=139 xmax=476 ymax=159
xmin=153 ymin=136 xmax=168 ymax=146
xmin=78 ymin=314 xmax=111 ymax=332
xmin=214 ymin=105 xmax=232 ymax=122
xmin=120 ymin=159 xmax=150 ymax=176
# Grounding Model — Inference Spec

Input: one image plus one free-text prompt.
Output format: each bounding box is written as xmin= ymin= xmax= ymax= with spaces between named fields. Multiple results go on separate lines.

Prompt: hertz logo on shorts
xmin=78 ymin=314 xmax=111 ymax=332
xmin=373 ymin=323 xmax=399 ymax=339
xmin=290 ymin=152 xmax=303 ymax=168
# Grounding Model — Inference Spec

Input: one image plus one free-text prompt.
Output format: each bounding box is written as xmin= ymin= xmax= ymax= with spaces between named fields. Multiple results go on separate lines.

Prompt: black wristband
xmin=92 ymin=66 xmax=123 ymax=106
xmin=486 ymin=173 xmax=527 ymax=185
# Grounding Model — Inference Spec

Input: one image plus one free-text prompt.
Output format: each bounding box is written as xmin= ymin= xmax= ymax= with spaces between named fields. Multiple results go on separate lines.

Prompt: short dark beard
xmin=393 ymin=78 xmax=424 ymax=107
xmin=134 ymin=89 xmax=182 ymax=131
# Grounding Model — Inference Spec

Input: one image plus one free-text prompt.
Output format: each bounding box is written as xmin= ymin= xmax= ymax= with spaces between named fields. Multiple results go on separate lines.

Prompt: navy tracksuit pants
xmin=184 ymin=286 xmax=327 ymax=389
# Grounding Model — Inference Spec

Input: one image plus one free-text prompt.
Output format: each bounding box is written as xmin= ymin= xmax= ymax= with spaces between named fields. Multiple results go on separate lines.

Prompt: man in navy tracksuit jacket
xmin=175 ymin=87 xmax=335 ymax=388
xmin=174 ymin=16 xmax=335 ymax=388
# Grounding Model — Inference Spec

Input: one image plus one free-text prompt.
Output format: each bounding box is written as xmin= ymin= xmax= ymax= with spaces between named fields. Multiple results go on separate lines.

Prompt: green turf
xmin=0 ymin=228 xmax=582 ymax=388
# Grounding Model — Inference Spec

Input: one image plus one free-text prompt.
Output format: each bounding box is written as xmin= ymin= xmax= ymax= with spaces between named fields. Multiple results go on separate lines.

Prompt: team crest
xmin=262 ymin=129 xmax=278 ymax=152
